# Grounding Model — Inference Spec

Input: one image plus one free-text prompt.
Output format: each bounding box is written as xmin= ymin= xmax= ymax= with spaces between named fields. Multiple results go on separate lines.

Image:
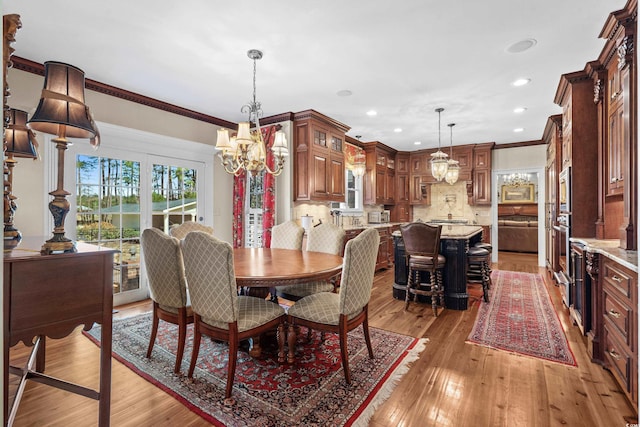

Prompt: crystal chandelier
xmin=445 ymin=123 xmax=460 ymax=185
xmin=215 ymin=49 xmax=288 ymax=176
xmin=504 ymin=172 xmax=531 ymax=186
xmin=352 ymin=149 xmax=366 ymax=177
xmin=430 ymin=107 xmax=448 ymax=181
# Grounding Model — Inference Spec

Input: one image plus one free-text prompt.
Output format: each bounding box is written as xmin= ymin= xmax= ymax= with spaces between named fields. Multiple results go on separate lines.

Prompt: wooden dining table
xmin=232 ymin=248 xmax=343 ymax=357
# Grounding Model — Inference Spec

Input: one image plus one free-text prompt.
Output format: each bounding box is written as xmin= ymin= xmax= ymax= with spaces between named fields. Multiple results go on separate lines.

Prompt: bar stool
xmin=467 ymin=246 xmax=491 ymax=302
xmin=473 ymin=242 xmax=492 ymax=287
xmin=400 ymin=222 xmax=446 ymax=317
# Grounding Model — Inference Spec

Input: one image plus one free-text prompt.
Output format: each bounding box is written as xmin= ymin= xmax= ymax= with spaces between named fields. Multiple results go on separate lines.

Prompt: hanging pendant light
xmin=430 ymin=107 xmax=448 ymax=181
xmin=445 ymin=123 xmax=460 ymax=185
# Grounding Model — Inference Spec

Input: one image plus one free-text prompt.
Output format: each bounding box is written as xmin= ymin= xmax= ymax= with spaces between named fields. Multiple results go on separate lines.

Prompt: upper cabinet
xmin=393 ymin=152 xmax=411 ymax=222
xmin=470 ymin=143 xmax=494 ymax=206
xmin=363 ymin=142 xmax=396 ymax=205
xmin=293 ymin=110 xmax=350 ymax=202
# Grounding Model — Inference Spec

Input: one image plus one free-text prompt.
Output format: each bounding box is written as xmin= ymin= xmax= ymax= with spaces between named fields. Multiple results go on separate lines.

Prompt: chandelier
xmin=504 ymin=173 xmax=531 ymax=186
xmin=352 ymin=149 xmax=366 ymax=177
xmin=430 ymin=107 xmax=448 ymax=181
xmin=445 ymin=123 xmax=460 ymax=185
xmin=215 ymin=49 xmax=288 ymax=176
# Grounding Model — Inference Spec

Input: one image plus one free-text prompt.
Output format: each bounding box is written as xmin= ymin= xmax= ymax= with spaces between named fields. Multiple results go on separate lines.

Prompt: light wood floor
xmin=9 ymin=252 xmax=638 ymax=426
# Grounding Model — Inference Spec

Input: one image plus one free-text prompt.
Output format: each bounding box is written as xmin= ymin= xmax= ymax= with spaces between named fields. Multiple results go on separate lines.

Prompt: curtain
xmin=232 ymin=169 xmax=246 ymax=248
xmin=261 ymin=125 xmax=277 ymax=248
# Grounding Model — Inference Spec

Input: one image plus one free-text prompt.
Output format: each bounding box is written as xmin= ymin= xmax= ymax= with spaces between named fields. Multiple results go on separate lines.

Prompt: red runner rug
xmin=467 ymin=270 xmax=577 ymax=366
xmin=85 ymin=313 xmax=427 ymax=426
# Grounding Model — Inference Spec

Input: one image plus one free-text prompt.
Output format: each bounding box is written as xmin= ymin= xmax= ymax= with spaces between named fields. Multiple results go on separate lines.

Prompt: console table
xmin=392 ymin=225 xmax=483 ymax=310
xmin=3 ymin=237 xmax=116 ymax=426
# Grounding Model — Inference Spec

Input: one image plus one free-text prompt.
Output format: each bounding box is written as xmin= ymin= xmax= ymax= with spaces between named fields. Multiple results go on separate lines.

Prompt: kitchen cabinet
xmin=393 ymin=152 xmax=411 ymax=223
xmin=544 ymin=115 xmax=562 ymax=273
xmin=470 ymin=143 xmax=493 ymax=206
xmin=376 ymin=226 xmax=391 ymax=271
xmin=452 ymin=145 xmax=473 ymax=182
xmin=363 ymin=142 xmax=397 ymax=206
xmin=555 ymin=70 xmax=599 ymax=238
xmin=293 ymin=110 xmax=350 ymax=202
xmin=410 ymin=175 xmax=431 ymax=205
xmin=570 ymin=242 xmax=591 ymax=335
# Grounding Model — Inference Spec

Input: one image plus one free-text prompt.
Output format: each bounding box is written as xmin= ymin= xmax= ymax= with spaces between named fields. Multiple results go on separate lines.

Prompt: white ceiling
xmin=4 ymin=0 xmax=623 ymax=151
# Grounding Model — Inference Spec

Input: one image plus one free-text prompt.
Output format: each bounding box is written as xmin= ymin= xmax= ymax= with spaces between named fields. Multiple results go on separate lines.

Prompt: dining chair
xmin=140 ymin=227 xmax=193 ymax=374
xmin=400 ymin=222 xmax=446 ymax=316
xmin=277 ymin=222 xmax=346 ymax=301
xmin=286 ymin=227 xmax=379 ymax=384
xmin=270 ymin=220 xmax=304 ymax=249
xmin=181 ymin=231 xmax=286 ymax=401
xmin=168 ymin=221 xmax=214 ymax=240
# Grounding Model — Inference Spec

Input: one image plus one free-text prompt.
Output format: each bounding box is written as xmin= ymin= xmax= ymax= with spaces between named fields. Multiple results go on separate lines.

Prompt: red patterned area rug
xmin=467 ymin=270 xmax=577 ymax=366
xmin=85 ymin=312 xmax=427 ymax=426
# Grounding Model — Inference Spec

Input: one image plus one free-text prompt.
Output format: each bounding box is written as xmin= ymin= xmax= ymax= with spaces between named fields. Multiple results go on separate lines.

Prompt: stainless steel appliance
xmin=368 ymin=210 xmax=390 ymax=224
xmin=553 ymin=213 xmax=571 ymax=306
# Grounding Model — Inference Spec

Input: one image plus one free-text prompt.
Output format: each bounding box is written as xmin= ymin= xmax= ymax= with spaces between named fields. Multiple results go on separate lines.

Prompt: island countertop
xmin=392 ymin=225 xmax=483 ymax=240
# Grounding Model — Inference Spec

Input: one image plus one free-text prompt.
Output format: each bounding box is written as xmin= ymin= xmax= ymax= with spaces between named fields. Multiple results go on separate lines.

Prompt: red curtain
xmin=231 ymin=125 xmax=278 ymax=248
xmin=261 ymin=125 xmax=277 ymax=248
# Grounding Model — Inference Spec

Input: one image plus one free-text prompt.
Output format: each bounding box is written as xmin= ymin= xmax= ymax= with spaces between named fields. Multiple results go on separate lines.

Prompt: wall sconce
xmin=28 ymin=61 xmax=99 ymax=254
xmin=4 ymin=108 xmax=38 ymax=246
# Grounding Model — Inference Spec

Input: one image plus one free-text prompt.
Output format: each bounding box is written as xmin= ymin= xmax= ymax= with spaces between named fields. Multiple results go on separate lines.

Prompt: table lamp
xmin=27 ymin=61 xmax=99 ymax=254
xmin=4 ymin=108 xmax=38 ymax=246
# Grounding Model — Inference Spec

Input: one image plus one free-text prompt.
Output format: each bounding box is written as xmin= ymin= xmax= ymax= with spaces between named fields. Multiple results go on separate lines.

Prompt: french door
xmin=63 ymin=123 xmax=210 ymax=306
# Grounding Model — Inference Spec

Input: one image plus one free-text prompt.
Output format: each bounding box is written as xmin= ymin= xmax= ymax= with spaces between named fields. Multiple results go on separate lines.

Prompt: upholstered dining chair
xmin=277 ymin=222 xmax=346 ymax=301
xmin=168 ymin=221 xmax=214 ymax=240
xmin=286 ymin=227 xmax=379 ymax=384
xmin=181 ymin=231 xmax=286 ymax=401
xmin=400 ymin=222 xmax=446 ymax=316
xmin=270 ymin=220 xmax=304 ymax=250
xmin=140 ymin=227 xmax=193 ymax=374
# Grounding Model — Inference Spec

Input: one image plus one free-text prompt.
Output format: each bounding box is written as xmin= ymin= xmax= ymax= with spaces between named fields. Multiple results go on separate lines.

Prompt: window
xmin=245 ymin=171 xmax=265 ymax=247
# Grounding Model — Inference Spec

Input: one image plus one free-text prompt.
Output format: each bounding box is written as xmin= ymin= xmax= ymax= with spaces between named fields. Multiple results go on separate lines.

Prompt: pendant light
xmin=430 ymin=107 xmax=448 ymax=181
xmin=445 ymin=123 xmax=460 ymax=185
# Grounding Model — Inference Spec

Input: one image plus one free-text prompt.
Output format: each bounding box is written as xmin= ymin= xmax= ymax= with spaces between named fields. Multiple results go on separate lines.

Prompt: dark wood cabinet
xmin=410 ymin=174 xmax=431 ymax=205
xmin=469 ymin=143 xmax=493 ymax=206
xmin=293 ymin=110 xmax=350 ymax=203
xmin=544 ymin=115 xmax=562 ymax=273
xmin=363 ymin=142 xmax=397 ymax=206
xmin=570 ymin=242 xmax=591 ymax=335
xmin=393 ymin=153 xmax=411 ymax=223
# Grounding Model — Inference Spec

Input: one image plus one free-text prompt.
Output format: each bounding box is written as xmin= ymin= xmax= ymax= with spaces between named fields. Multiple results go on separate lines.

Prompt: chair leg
xmin=362 ymin=313 xmax=374 ymax=359
xmin=404 ymin=268 xmax=414 ymax=311
xmin=146 ymin=305 xmax=159 ymax=359
xmin=338 ymin=317 xmax=351 ymax=384
xmin=482 ymin=262 xmax=490 ymax=303
xmin=226 ymin=331 xmax=238 ymax=399
xmin=175 ymin=311 xmax=187 ymax=373
xmin=430 ymin=272 xmax=438 ymax=317
xmin=437 ymin=270 xmax=445 ymax=308
xmin=188 ymin=322 xmax=202 ymax=378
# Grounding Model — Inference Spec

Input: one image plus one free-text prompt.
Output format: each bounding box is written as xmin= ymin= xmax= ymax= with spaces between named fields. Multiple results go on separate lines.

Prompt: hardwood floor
xmin=9 ymin=252 xmax=638 ymax=426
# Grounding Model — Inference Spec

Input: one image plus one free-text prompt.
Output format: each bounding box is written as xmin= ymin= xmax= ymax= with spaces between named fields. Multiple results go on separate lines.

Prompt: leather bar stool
xmin=467 ymin=246 xmax=491 ymax=302
xmin=471 ymin=242 xmax=493 ymax=288
xmin=400 ymin=222 xmax=446 ymax=317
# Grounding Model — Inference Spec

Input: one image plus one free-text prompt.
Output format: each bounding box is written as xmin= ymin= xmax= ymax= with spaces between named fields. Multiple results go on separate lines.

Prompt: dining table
xmin=232 ymin=247 xmax=344 ymax=357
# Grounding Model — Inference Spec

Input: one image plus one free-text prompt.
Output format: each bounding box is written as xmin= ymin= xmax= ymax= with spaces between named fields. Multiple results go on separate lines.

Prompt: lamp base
xmin=41 ymin=233 xmax=77 ymax=255
xmin=4 ymin=227 xmax=22 ymax=249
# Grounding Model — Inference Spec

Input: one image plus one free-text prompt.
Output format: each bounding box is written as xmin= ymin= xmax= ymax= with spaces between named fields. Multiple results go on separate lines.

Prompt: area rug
xmin=85 ymin=312 xmax=427 ymax=426
xmin=466 ymin=270 xmax=576 ymax=366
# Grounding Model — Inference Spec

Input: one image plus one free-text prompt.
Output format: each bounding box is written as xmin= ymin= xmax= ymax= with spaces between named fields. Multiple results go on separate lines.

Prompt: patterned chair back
xmin=339 ymin=227 xmax=380 ymax=316
xmin=141 ymin=228 xmax=188 ymax=310
xmin=271 ymin=220 xmax=304 ymax=250
xmin=169 ymin=221 xmax=214 ymax=240
xmin=307 ymin=222 xmax=346 ymax=255
xmin=181 ymin=231 xmax=238 ymax=324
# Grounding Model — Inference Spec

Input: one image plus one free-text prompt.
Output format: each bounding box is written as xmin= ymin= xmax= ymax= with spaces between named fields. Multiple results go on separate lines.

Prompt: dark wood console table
xmin=3 ymin=237 xmax=116 ymax=426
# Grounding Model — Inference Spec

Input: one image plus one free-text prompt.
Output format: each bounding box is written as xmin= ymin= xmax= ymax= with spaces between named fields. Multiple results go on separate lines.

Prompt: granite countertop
xmin=570 ymin=237 xmax=638 ymax=272
xmin=391 ymin=225 xmax=483 ymax=239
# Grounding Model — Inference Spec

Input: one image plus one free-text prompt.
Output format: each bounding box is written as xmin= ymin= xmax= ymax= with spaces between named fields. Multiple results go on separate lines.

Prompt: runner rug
xmin=85 ymin=312 xmax=427 ymax=426
xmin=467 ymin=270 xmax=576 ymax=366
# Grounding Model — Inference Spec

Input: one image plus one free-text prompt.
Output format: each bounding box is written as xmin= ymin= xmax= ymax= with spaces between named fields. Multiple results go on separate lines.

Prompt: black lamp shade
xmin=27 ymin=61 xmax=96 ymax=138
xmin=5 ymin=108 xmax=37 ymax=158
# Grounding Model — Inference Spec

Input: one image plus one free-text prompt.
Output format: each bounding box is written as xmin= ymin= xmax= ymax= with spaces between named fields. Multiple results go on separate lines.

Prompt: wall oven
xmin=553 ymin=214 xmax=570 ymax=306
xmin=559 ymin=166 xmax=571 ymax=213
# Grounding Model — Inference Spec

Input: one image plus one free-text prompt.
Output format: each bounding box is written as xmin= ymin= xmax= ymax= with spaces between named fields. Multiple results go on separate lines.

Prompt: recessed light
xmin=337 ymin=89 xmax=352 ymax=97
xmin=514 ymin=107 xmax=527 ymax=113
xmin=513 ymin=128 xmax=524 ymax=133
xmin=506 ymin=38 xmax=537 ymax=54
xmin=394 ymin=128 xmax=402 ymax=133
xmin=414 ymin=141 xmax=422 ymax=145
xmin=512 ymin=78 xmax=531 ymax=87
xmin=366 ymin=110 xmax=377 ymax=116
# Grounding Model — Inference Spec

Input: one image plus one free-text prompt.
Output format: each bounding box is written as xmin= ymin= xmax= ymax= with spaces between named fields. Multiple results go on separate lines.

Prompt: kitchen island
xmin=393 ymin=225 xmax=484 ymax=310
